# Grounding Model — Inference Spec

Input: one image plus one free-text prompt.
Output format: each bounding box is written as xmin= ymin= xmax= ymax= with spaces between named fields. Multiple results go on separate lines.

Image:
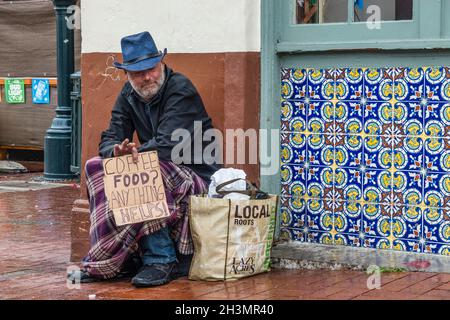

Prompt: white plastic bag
xmin=208 ymin=168 xmax=250 ymax=200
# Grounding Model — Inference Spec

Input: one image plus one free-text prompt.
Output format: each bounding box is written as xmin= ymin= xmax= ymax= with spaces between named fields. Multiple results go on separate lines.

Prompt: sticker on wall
xmin=5 ymin=78 xmax=25 ymax=103
xmin=32 ymin=79 xmax=50 ymax=104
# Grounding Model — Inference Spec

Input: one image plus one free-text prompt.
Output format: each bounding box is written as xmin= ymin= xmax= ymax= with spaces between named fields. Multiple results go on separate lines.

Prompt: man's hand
xmin=113 ymin=138 xmax=139 ymax=163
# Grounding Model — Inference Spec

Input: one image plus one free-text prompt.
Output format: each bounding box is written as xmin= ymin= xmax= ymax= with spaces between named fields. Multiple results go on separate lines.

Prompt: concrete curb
xmin=271 ymin=241 xmax=450 ymax=273
xmin=0 ymin=161 xmax=28 ymax=173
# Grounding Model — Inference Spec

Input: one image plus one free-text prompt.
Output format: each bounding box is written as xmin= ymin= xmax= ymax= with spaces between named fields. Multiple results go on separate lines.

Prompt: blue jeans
xmin=139 ymin=227 xmax=177 ymax=265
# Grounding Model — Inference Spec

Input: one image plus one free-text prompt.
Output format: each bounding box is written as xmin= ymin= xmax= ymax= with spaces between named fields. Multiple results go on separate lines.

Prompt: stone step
xmin=271 ymin=241 xmax=450 ymax=274
xmin=0 ymin=161 xmax=27 ymax=173
xmin=0 ymin=180 xmax=66 ymax=193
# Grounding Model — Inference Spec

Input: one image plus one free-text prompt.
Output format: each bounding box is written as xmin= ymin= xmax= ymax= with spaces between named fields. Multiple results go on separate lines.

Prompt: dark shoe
xmin=131 ymin=262 xmax=176 ymax=287
xmin=171 ymin=254 xmax=193 ymax=279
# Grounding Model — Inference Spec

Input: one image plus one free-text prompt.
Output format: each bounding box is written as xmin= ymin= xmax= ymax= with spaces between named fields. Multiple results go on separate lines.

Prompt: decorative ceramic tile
xmin=424 ymin=67 xmax=448 ymax=101
xmin=392 ymin=239 xmax=422 ymax=253
xmin=307 ymin=69 xmax=334 ymax=100
xmin=340 ymin=68 xmax=364 ymax=101
xmin=345 ymin=233 xmax=363 ymax=247
xmin=335 ymin=137 xmax=364 ymax=168
xmin=361 ymin=236 xmax=379 ymax=249
xmin=423 ymin=173 xmax=450 ymax=206
xmin=423 ymin=209 xmax=450 ymax=244
xmin=304 ymin=230 xmax=322 ymax=243
xmin=423 ymin=242 xmax=450 ymax=255
xmin=394 ymin=68 xmax=425 ymax=102
xmin=333 ymin=208 xmax=361 ymax=235
xmin=280 ymin=165 xmax=306 ymax=197
xmin=280 ymin=132 xmax=307 ymax=165
xmin=279 ymin=227 xmax=303 ymax=242
xmin=423 ymin=103 xmax=450 ymax=137
xmin=363 ymin=136 xmax=393 ymax=170
xmin=280 ymin=197 xmax=305 ymax=229
xmin=364 ymin=68 xmax=393 ymax=101
xmin=362 ymin=170 xmax=393 ymax=201
xmin=281 ymin=101 xmax=307 ymax=132
xmin=395 ymin=102 xmax=424 ymax=135
xmin=398 ymin=205 xmax=423 ymax=240
xmin=392 ymin=135 xmax=422 ymax=167
xmin=280 ymin=66 xmax=450 ymax=256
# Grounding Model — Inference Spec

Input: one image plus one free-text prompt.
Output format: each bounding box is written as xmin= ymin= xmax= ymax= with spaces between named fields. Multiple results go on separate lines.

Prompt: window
xmin=295 ymin=0 xmax=413 ymax=24
xmin=354 ymin=0 xmax=413 ymax=22
xmin=296 ymin=0 xmax=348 ymax=24
xmin=276 ymin=0 xmax=450 ymax=50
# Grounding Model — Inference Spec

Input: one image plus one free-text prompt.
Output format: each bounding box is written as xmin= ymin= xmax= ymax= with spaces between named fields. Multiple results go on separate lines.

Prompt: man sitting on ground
xmin=70 ymin=31 xmax=220 ymax=287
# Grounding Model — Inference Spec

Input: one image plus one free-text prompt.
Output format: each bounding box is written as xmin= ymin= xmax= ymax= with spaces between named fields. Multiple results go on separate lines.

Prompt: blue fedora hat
xmin=113 ymin=31 xmax=167 ymax=72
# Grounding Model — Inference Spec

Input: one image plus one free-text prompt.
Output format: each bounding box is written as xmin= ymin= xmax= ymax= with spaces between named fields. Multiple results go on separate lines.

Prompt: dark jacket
xmin=99 ymin=66 xmax=221 ymax=183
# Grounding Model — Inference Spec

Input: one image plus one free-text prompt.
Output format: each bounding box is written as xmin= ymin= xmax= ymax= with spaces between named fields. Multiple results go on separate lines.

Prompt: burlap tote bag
xmin=188 ymin=179 xmax=278 ymax=281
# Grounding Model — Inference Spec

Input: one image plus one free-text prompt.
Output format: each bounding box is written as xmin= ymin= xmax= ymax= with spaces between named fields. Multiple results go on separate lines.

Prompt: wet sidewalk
xmin=0 ymin=172 xmax=449 ymax=300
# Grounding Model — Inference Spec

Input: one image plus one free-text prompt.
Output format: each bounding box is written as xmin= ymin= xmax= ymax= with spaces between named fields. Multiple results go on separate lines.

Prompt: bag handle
xmin=215 ymin=178 xmax=268 ymax=199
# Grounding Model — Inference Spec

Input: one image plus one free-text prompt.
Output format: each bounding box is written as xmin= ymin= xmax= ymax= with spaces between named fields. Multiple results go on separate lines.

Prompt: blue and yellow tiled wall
xmin=280 ymin=67 xmax=450 ymax=256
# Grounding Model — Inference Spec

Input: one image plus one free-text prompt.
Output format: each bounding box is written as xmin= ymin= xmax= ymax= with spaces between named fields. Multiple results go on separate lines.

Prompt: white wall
xmin=81 ymin=0 xmax=261 ymax=53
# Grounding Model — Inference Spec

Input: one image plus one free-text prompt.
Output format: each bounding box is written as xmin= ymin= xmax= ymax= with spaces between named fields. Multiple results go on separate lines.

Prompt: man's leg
xmin=77 ymin=157 xmax=145 ymax=280
xmin=131 ymin=226 xmax=178 ymax=287
xmin=172 ymin=252 xmax=193 ymax=279
xmin=140 ymin=226 xmax=177 ymax=265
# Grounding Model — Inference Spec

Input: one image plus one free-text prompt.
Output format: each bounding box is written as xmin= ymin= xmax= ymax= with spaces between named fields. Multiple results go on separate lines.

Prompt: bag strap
xmin=215 ymin=178 xmax=267 ymax=199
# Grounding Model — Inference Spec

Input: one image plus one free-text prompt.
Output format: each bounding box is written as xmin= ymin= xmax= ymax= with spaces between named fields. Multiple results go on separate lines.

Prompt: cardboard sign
xmin=32 ymin=79 xmax=50 ymax=104
xmin=5 ymin=78 xmax=25 ymax=103
xmin=102 ymin=151 xmax=170 ymax=226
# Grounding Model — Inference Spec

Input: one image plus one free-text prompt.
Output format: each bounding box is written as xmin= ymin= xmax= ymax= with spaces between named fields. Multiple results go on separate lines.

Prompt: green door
xmin=261 ymin=0 xmax=450 ymax=256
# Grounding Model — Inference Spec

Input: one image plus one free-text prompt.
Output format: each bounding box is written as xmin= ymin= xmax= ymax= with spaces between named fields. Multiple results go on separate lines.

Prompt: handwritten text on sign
xmin=102 ymin=151 xmax=170 ymax=226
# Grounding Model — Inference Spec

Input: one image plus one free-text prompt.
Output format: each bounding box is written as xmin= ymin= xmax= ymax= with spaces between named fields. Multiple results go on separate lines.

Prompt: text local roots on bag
xmin=188 ymin=179 xmax=278 ymax=281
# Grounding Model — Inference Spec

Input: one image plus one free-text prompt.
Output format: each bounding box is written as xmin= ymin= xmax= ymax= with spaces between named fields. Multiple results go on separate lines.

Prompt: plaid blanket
xmin=81 ymin=156 xmax=208 ymax=279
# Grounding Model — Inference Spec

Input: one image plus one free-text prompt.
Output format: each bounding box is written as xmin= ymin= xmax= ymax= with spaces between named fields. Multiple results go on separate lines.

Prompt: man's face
xmin=126 ymin=62 xmax=165 ymax=101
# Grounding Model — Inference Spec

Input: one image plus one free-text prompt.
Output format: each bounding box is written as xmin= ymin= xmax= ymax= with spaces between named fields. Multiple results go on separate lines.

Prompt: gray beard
xmin=129 ymin=66 xmax=166 ymax=102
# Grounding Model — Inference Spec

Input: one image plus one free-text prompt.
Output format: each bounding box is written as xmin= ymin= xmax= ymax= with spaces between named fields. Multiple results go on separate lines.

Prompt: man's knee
xmin=158 ymin=159 xmax=175 ymax=167
xmin=85 ymin=156 xmax=103 ymax=175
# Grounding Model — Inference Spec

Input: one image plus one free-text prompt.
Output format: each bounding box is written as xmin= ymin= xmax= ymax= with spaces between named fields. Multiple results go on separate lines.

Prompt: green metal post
xmin=70 ymin=71 xmax=81 ymax=176
xmin=44 ymin=0 xmax=76 ymax=180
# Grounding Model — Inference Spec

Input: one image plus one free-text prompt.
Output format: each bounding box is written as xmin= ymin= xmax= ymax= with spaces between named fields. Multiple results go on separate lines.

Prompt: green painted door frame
xmin=260 ymin=0 xmax=450 ymax=237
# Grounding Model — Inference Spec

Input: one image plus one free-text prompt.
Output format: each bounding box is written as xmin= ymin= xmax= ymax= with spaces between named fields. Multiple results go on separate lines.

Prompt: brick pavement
xmin=0 ymin=172 xmax=449 ymax=300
